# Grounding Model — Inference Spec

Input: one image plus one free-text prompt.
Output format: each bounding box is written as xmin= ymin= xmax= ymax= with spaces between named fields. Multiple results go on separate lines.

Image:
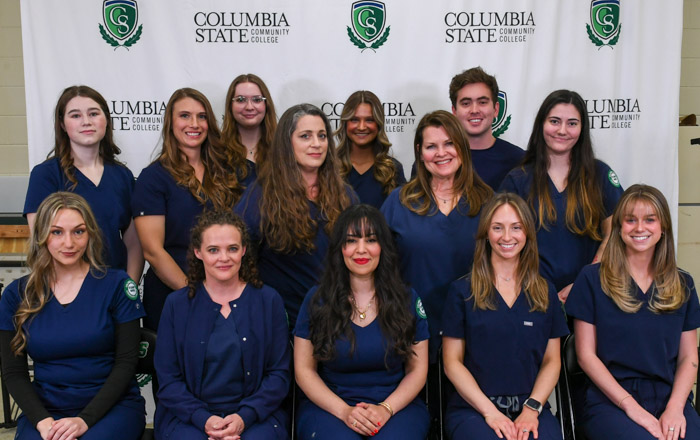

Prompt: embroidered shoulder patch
xmin=124 ymin=279 xmax=139 ymax=301
xmin=415 ymin=297 xmax=427 ymax=319
xmin=608 ymin=169 xmax=621 ymax=188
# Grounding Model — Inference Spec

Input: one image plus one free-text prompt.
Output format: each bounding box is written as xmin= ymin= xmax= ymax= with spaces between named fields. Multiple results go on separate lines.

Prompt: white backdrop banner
xmin=21 ymin=0 xmax=682 ymax=210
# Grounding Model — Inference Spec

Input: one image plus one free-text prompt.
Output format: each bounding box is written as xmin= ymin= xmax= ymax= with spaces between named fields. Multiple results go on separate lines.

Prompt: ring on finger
xmin=669 ymin=427 xmax=675 ymax=431
xmin=523 ymin=429 xmax=529 ymax=432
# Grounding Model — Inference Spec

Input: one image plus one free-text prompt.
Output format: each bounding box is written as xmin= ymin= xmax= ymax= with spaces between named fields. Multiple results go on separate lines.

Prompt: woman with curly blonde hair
xmin=235 ymin=103 xmax=356 ymax=328
xmin=567 ymin=184 xmax=700 ymax=440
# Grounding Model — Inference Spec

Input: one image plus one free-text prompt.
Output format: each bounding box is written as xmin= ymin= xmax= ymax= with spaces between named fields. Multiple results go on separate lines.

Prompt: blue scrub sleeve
xmin=563 ymin=265 xmax=597 ymax=324
xmin=681 ymin=272 xmax=700 ymax=331
xmin=394 ymin=159 xmax=407 ymax=185
xmin=599 ymin=162 xmax=624 ymax=215
xmin=547 ymin=284 xmax=570 ymax=339
xmin=410 ymin=289 xmax=429 ymax=342
xmin=24 ymin=161 xmax=62 ymax=215
xmin=155 ymin=295 xmax=212 ymax=431
xmin=236 ymin=291 xmax=291 ymax=428
xmin=233 ymin=184 xmax=262 ymax=243
xmin=110 ymin=276 xmax=146 ymax=324
xmin=132 ymin=165 xmax=169 ymax=217
xmin=441 ymin=279 xmax=468 ymax=339
xmin=497 ymin=170 xmax=524 ymax=197
xmin=293 ymin=287 xmax=315 ymax=340
xmin=0 ymin=278 xmax=23 ymax=331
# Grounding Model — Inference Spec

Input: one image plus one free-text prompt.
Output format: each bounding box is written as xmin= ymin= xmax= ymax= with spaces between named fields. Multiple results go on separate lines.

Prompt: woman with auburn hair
xmin=235 ymin=103 xmax=356 ymax=328
xmin=381 ymin=110 xmax=492 ymax=356
xmin=221 ymin=73 xmax=278 ymax=166
xmin=500 ymin=89 xmax=623 ymax=303
xmin=24 ymin=85 xmax=143 ymax=282
xmin=0 ymin=192 xmax=145 ymax=440
xmin=132 ymin=87 xmax=252 ymax=331
xmin=294 ymin=204 xmax=429 ymax=439
xmin=442 ymin=192 xmax=567 ymax=440
xmin=566 ymin=184 xmax=700 ymax=440
xmin=155 ymin=210 xmax=290 ymax=440
xmin=335 ymin=90 xmax=406 ymax=208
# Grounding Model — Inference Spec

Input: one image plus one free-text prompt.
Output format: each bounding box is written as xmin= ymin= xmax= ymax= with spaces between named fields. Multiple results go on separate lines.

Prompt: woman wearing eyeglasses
xmin=222 ymin=74 xmax=278 ymax=169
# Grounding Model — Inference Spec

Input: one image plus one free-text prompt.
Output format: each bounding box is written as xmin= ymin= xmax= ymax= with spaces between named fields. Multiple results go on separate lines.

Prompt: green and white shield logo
xmin=352 ymin=1 xmax=385 ymax=43
xmin=492 ymin=91 xmax=512 ymax=138
xmin=586 ymin=0 xmax=621 ymax=47
xmin=104 ymin=0 xmax=138 ymax=41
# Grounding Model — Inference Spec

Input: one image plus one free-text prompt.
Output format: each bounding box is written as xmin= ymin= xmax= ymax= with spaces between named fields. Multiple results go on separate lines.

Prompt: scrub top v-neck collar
xmin=51 ymin=274 xmax=90 ymax=312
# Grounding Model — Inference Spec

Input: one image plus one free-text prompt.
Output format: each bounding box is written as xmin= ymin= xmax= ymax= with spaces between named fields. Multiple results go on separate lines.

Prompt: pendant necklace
xmin=350 ymin=294 xmax=375 ymax=320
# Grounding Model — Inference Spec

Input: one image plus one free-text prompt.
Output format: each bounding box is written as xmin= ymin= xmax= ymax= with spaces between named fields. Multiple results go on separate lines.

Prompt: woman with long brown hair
xmin=335 ymin=90 xmax=405 ymax=208
xmin=132 ymin=87 xmax=251 ymax=331
xmin=0 ymin=192 xmax=145 ymax=440
xmin=235 ymin=103 xmax=356 ymax=328
xmin=566 ymin=184 xmax=700 ymax=440
xmin=442 ymin=193 xmax=567 ymax=440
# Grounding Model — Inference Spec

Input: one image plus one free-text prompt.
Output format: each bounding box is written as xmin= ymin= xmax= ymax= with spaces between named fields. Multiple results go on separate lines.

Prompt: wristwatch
xmin=524 ymin=398 xmax=543 ymax=414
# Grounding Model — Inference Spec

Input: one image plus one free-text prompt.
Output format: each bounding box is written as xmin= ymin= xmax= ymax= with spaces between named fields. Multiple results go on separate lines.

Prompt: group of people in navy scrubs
xmin=1 ymin=65 xmax=698 ymax=440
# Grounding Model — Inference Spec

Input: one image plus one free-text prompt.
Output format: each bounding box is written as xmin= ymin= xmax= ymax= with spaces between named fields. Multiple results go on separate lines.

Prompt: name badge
xmin=523 ymin=321 xmax=533 ymax=327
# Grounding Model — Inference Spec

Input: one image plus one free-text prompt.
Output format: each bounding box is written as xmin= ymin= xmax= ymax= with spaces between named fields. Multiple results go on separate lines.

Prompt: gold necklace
xmin=350 ymin=294 xmax=375 ymax=320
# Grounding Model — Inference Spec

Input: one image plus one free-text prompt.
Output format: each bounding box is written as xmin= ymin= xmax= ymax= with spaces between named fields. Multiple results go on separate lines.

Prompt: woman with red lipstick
xmin=500 ymin=90 xmax=623 ymax=303
xmin=294 ymin=204 xmax=430 ymax=439
xmin=380 ymin=110 xmax=492 ymax=359
xmin=24 ymin=85 xmax=143 ymax=282
xmin=154 ymin=210 xmax=290 ymax=440
xmin=234 ymin=103 xmax=356 ymax=329
xmin=0 ymin=192 xmax=145 ymax=440
xmin=566 ymin=185 xmax=700 ymax=440
xmin=442 ymin=192 xmax=567 ymax=440
xmin=335 ymin=91 xmax=406 ymax=209
xmin=221 ymin=73 xmax=277 ymax=168
xmin=133 ymin=88 xmax=251 ymax=332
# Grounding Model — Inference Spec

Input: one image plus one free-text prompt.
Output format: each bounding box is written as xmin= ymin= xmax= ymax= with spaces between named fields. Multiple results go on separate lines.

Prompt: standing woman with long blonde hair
xmin=132 ymin=88 xmax=249 ymax=331
xmin=235 ymin=103 xmax=356 ymax=328
xmin=335 ymin=90 xmax=406 ymax=208
xmin=566 ymin=184 xmax=700 ymax=440
xmin=0 ymin=192 xmax=145 ymax=440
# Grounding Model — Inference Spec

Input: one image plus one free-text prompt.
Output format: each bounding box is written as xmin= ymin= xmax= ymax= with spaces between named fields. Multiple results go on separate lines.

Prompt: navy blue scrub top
xmin=347 ymin=158 xmax=406 ymax=209
xmin=0 ymin=270 xmax=145 ymax=412
xmin=470 ymin=138 xmax=524 ymax=191
xmin=380 ymin=188 xmax=481 ymax=346
xmin=24 ymin=158 xmax=135 ymax=270
xmin=442 ymin=277 xmax=568 ymax=400
xmin=234 ymin=182 xmax=357 ymax=328
xmin=566 ymin=264 xmax=700 ymax=386
xmin=499 ymin=160 xmax=623 ymax=291
xmin=200 ymin=313 xmax=244 ymax=413
xmin=295 ymin=287 xmax=429 ymax=403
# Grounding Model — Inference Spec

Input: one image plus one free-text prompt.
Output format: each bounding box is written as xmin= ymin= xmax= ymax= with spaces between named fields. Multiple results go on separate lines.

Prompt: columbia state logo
xmin=124 ymin=278 xmax=139 ymax=300
xmin=415 ymin=298 xmax=427 ymax=319
xmin=347 ymin=1 xmax=391 ymax=51
xmin=608 ymin=169 xmax=621 ymax=187
xmin=586 ymin=0 xmax=621 ymax=48
xmin=99 ymin=0 xmax=143 ymax=49
xmin=492 ymin=91 xmax=512 ymax=138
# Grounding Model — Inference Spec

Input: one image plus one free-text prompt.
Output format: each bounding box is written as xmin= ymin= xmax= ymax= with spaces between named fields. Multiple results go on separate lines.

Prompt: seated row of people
xmin=2 ymin=185 xmax=697 ymax=440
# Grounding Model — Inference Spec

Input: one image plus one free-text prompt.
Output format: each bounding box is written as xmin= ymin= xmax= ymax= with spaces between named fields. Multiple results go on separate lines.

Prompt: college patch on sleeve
xmin=415 ymin=297 xmax=427 ymax=319
xmin=124 ymin=279 xmax=139 ymax=301
xmin=608 ymin=169 xmax=621 ymax=187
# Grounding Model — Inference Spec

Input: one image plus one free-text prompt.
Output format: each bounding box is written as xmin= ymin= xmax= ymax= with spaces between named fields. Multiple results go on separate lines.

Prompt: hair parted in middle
xmin=400 ymin=110 xmax=493 ymax=216
xmin=254 ymin=103 xmax=352 ymax=252
xmin=186 ymin=210 xmax=262 ymax=298
xmin=12 ymin=192 xmax=105 ymax=355
xmin=448 ymin=66 xmax=499 ymax=108
xmin=335 ymin=90 xmax=401 ymax=196
xmin=308 ymin=204 xmax=416 ymax=365
xmin=156 ymin=87 xmax=245 ymax=211
xmin=469 ymin=192 xmax=549 ymax=312
xmin=522 ymin=89 xmax=606 ymax=240
xmin=600 ymin=184 xmax=686 ymax=314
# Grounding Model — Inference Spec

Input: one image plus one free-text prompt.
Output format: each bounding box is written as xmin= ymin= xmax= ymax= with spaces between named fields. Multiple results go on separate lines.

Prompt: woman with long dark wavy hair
xmin=155 ymin=210 xmax=290 ymax=440
xmin=294 ymin=204 xmax=429 ymax=439
xmin=566 ymin=184 xmax=700 ymax=440
xmin=500 ymin=89 xmax=623 ymax=303
xmin=335 ymin=90 xmax=406 ymax=208
xmin=442 ymin=193 xmax=567 ymax=440
xmin=24 ymin=85 xmax=143 ymax=282
xmin=234 ymin=103 xmax=356 ymax=328
xmin=0 ymin=192 xmax=145 ymax=440
xmin=132 ymin=87 xmax=252 ymax=331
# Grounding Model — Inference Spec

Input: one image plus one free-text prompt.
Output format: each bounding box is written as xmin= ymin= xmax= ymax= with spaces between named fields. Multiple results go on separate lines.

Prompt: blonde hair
xmin=12 ymin=192 xmax=105 ymax=355
xmin=470 ymin=192 xmax=549 ymax=312
xmin=600 ymin=184 xmax=685 ymax=313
